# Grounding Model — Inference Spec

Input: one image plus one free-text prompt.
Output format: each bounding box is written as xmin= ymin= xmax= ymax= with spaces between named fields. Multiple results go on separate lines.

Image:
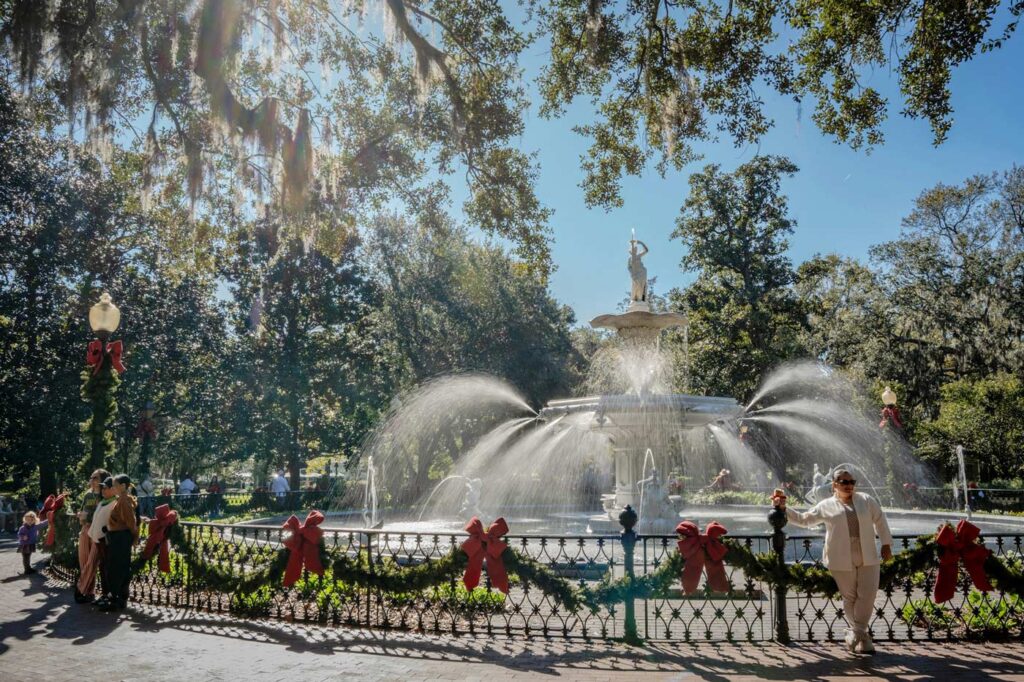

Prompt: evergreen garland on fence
xmin=48 ymin=512 xmax=1024 ymax=614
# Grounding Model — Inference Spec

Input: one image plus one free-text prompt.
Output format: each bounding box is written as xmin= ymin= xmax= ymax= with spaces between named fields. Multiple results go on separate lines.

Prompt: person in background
xmin=178 ymin=473 xmax=197 ymax=496
xmin=80 ymin=477 xmax=116 ymax=603
xmin=17 ymin=510 xmax=47 ymax=575
xmin=138 ymin=474 xmax=155 ymax=518
xmin=206 ymin=475 xmax=223 ymax=516
xmin=0 ymin=495 xmax=15 ymax=533
xmin=75 ymin=468 xmax=110 ymax=602
xmin=97 ymin=474 xmax=138 ymax=612
xmin=270 ymin=469 xmax=290 ymax=507
xmin=772 ymin=469 xmax=892 ymax=654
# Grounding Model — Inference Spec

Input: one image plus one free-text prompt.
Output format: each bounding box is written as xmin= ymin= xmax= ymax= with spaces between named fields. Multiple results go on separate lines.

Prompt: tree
xmin=1 ymin=0 xmax=552 ymax=271
xmin=867 ymin=168 xmax=1024 ymax=416
xmin=361 ymin=213 xmax=580 ymax=500
xmin=666 ymin=155 xmax=807 ymax=401
xmin=221 ymin=214 xmax=379 ymax=491
xmin=918 ymin=374 xmax=1024 ymax=479
xmin=538 ymin=0 xmax=1024 ymax=209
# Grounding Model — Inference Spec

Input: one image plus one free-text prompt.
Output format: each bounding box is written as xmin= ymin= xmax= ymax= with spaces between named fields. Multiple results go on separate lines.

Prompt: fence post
xmin=768 ymin=505 xmax=790 ymax=643
xmin=618 ymin=505 xmax=642 ymax=645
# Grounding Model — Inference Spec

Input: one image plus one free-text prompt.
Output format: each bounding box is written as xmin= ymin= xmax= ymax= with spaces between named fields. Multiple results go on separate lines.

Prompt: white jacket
xmin=785 ymin=492 xmax=893 ymax=571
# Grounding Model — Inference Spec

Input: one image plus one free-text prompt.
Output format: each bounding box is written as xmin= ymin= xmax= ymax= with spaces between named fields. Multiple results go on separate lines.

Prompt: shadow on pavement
xmin=117 ymin=603 xmax=1024 ymax=679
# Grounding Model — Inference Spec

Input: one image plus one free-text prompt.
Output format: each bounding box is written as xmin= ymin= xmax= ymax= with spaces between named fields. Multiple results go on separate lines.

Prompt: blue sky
xmin=495 ymin=21 xmax=1024 ymax=326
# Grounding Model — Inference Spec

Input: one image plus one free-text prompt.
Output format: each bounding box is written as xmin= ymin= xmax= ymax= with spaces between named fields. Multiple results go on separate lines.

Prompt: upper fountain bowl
xmin=539 ymin=394 xmax=743 ymax=429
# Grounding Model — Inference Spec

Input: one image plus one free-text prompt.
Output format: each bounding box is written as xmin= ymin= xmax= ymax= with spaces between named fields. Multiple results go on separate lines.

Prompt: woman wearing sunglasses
xmin=772 ymin=468 xmax=892 ymax=654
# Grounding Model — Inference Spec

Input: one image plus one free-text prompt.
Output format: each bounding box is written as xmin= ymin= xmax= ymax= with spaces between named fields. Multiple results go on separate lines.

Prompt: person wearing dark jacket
xmin=96 ymin=474 xmax=138 ymax=612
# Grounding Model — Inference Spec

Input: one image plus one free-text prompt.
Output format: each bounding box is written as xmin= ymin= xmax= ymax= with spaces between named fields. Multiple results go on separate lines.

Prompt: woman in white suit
xmin=772 ymin=468 xmax=892 ymax=653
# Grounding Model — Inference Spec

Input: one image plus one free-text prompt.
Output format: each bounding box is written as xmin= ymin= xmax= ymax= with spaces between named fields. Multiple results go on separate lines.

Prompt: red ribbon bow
xmin=40 ymin=494 xmax=65 ymax=546
xmin=461 ymin=517 xmax=510 ymax=594
xmin=934 ymin=519 xmax=992 ymax=603
xmin=676 ymin=520 xmax=730 ymax=595
xmin=134 ymin=418 xmax=158 ymax=440
xmin=86 ymin=339 xmax=127 ymax=374
xmin=879 ymin=405 xmax=903 ymax=429
xmin=282 ymin=510 xmax=325 ymax=586
xmin=142 ymin=504 xmax=179 ymax=573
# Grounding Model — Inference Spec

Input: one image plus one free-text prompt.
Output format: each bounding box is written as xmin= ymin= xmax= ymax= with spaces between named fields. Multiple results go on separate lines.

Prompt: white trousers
xmin=830 ymin=563 xmax=880 ymax=636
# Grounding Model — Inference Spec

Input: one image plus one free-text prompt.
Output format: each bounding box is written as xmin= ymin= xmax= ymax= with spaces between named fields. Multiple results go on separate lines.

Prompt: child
xmin=17 ymin=511 xmax=47 ymax=575
xmin=97 ymin=474 xmax=138 ymax=612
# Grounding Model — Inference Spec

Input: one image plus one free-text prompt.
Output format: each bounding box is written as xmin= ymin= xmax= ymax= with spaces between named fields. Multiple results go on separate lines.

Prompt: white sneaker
xmin=855 ymin=635 xmax=876 ymax=654
xmin=844 ymin=630 xmax=857 ymax=652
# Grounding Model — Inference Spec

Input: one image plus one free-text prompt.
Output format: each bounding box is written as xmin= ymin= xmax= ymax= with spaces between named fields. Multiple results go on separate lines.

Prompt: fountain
xmin=335 ymin=232 xmax=952 ymax=537
xmin=539 ymin=235 xmax=741 ymax=531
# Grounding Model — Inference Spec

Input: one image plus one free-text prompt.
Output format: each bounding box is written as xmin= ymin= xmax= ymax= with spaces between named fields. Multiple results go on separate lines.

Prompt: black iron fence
xmin=39 ymin=513 xmax=1016 ymax=644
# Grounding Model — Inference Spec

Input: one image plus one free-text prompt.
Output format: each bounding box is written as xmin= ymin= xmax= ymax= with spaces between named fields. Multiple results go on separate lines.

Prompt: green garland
xmin=47 ymin=512 xmax=1024 ymax=616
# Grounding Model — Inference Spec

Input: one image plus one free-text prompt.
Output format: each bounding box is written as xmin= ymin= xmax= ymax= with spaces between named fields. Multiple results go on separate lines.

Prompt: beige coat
xmin=785 ymin=492 xmax=893 ymax=571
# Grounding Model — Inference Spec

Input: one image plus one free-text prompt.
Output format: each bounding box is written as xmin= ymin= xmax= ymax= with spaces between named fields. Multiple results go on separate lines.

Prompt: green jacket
xmin=78 ymin=490 xmax=100 ymax=524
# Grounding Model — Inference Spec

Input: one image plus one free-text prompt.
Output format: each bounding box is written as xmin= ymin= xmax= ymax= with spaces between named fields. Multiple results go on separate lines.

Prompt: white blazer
xmin=785 ymin=492 xmax=893 ymax=571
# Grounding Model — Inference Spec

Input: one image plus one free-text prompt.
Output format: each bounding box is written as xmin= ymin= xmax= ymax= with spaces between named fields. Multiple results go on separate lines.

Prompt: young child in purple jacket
xmin=17 ymin=511 xmax=47 ymax=575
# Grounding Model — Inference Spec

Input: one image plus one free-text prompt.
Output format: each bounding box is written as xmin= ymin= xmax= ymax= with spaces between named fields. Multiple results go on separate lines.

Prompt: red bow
xmin=879 ymin=405 xmax=903 ymax=429
xmin=142 ymin=504 xmax=179 ymax=572
xmin=40 ymin=494 xmax=65 ymax=546
xmin=134 ymin=418 xmax=158 ymax=440
xmin=676 ymin=520 xmax=730 ymax=595
xmin=86 ymin=339 xmax=127 ymax=375
xmin=282 ymin=510 xmax=325 ymax=586
xmin=461 ymin=517 xmax=509 ymax=594
xmin=934 ymin=519 xmax=992 ymax=603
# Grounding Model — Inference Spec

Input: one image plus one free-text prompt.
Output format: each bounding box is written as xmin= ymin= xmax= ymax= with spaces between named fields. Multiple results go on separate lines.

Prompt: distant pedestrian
xmin=270 ymin=469 xmax=290 ymax=505
xmin=178 ymin=474 xmax=197 ymax=496
xmin=17 ymin=511 xmax=47 ymax=575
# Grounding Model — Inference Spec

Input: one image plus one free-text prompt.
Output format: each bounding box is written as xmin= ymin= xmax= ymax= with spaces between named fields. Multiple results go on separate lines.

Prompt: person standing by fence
xmin=772 ymin=468 xmax=892 ymax=654
xmin=97 ymin=474 xmax=138 ymax=612
xmin=75 ymin=468 xmax=110 ymax=602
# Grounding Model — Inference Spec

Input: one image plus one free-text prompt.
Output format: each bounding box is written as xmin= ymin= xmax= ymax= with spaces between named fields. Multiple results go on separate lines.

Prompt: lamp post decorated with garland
xmin=134 ymin=400 xmax=157 ymax=478
xmin=80 ymin=292 xmax=125 ymax=476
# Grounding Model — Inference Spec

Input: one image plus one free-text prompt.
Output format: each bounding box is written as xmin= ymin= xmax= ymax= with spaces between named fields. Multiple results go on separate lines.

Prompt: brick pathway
xmin=2 ymin=537 xmax=1024 ymax=681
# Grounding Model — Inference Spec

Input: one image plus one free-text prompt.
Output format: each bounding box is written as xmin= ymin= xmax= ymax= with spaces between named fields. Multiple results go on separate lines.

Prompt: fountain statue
xmin=459 ymin=478 xmax=483 ymax=519
xmin=628 ymin=233 xmax=649 ymax=310
xmin=806 ymin=463 xmax=831 ymax=505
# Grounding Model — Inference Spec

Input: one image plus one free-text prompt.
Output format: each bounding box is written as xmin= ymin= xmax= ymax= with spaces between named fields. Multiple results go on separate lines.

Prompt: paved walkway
xmin=2 ymin=538 xmax=1024 ymax=681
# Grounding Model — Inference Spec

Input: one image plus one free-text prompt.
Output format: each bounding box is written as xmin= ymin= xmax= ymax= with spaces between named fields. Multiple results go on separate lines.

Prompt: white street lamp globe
xmin=89 ymin=292 xmax=121 ymax=338
xmin=881 ymin=386 xmax=898 ymax=406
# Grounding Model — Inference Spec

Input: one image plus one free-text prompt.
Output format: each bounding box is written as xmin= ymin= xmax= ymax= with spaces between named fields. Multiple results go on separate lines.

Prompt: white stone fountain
xmin=540 ymin=235 xmax=742 ymax=532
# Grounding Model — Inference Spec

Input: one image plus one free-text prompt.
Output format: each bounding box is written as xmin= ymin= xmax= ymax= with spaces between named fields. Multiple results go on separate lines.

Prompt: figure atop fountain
xmin=459 ymin=478 xmax=483 ymax=519
xmin=590 ymin=231 xmax=687 ymax=342
xmin=628 ymin=234 xmax=649 ymax=311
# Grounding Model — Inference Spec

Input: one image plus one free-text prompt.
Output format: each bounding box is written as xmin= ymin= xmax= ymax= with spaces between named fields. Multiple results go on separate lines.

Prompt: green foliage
xmin=0 ymin=0 xmax=551 ymax=267
xmin=79 ymin=363 xmax=120 ymax=478
xmin=901 ymin=598 xmax=956 ymax=630
xmin=919 ymin=374 xmax=1024 ymax=477
xmin=666 ymin=156 xmax=807 ymax=402
xmin=538 ymin=0 xmax=1022 ymax=208
xmin=686 ymin=490 xmax=772 ymax=506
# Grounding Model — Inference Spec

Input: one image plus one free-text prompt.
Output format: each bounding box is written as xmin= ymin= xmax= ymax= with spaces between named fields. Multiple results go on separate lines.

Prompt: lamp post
xmin=81 ymin=292 xmax=125 ymax=476
xmin=135 ymin=400 xmax=157 ymax=479
xmin=879 ymin=386 xmax=903 ymax=430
